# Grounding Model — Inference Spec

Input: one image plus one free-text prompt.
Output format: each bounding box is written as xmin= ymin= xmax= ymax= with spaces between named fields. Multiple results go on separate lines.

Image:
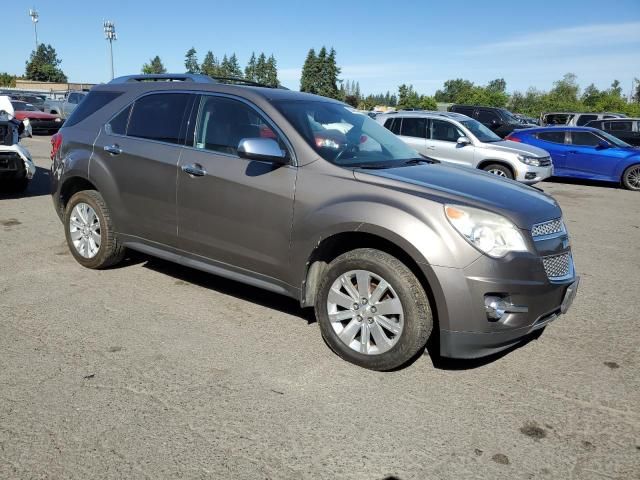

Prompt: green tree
xmin=25 ymin=44 xmax=68 ymax=83
xmin=317 ymin=48 xmax=341 ymax=99
xmin=486 ymin=78 xmax=507 ymax=93
xmin=633 ymin=78 xmax=640 ymax=103
xmin=255 ymin=53 xmax=268 ymax=84
xmin=397 ymin=84 xmax=422 ymax=109
xmin=184 ymin=47 xmax=200 ymax=74
xmin=419 ymin=95 xmax=437 ymax=110
xmin=227 ymin=54 xmax=243 ymax=78
xmin=219 ymin=54 xmax=231 ymax=77
xmin=201 ymin=51 xmax=219 ymax=77
xmin=581 ymin=83 xmax=602 ymax=108
xmin=244 ymin=52 xmax=257 ymax=81
xmin=0 ymin=72 xmax=16 ymax=87
xmin=300 ymin=48 xmax=320 ymax=93
xmin=142 ymin=56 xmax=166 ymax=74
xmin=434 ymin=78 xmax=474 ymax=103
xmin=264 ymin=54 xmax=279 ymax=87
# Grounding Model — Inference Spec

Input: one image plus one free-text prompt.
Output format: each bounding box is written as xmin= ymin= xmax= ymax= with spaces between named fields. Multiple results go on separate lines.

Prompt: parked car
xmin=11 ymin=100 xmax=64 ymax=134
xmin=9 ymin=93 xmax=47 ymax=111
xmin=44 ymin=91 xmax=87 ymax=119
xmin=51 ymin=73 xmax=578 ymax=370
xmin=514 ymin=113 xmax=538 ymax=126
xmin=376 ymin=111 xmax=552 ymax=184
xmin=585 ymin=118 xmax=640 ymax=146
xmin=448 ymin=105 xmax=536 ymax=138
xmin=506 ymin=127 xmax=640 ymax=190
xmin=0 ymin=96 xmax=36 ymax=193
xmin=539 ymin=112 xmax=627 ymax=127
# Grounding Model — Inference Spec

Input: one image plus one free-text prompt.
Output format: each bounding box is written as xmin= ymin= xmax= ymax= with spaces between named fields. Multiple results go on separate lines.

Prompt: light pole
xmin=28 ymin=8 xmax=39 ymax=52
xmin=103 ymin=21 xmax=117 ymax=80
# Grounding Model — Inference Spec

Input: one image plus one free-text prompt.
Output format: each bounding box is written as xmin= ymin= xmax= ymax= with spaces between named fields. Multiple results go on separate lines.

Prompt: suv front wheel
xmin=482 ymin=163 xmax=514 ymax=179
xmin=64 ymin=190 xmax=125 ymax=269
xmin=315 ymin=248 xmax=432 ymax=370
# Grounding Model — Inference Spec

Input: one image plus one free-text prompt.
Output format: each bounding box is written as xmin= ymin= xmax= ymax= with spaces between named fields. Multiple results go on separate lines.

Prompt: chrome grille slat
xmin=532 ymin=218 xmax=564 ymax=237
xmin=542 ymin=253 xmax=571 ymax=278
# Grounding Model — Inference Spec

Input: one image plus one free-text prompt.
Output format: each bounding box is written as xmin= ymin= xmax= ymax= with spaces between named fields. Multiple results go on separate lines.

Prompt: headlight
xmin=517 ymin=154 xmax=541 ymax=166
xmin=55 ymin=117 xmax=62 ymax=122
xmin=444 ymin=205 xmax=528 ymax=257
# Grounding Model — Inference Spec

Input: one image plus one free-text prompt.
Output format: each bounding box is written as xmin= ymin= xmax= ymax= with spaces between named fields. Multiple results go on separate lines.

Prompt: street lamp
xmin=28 ymin=8 xmax=39 ymax=52
xmin=103 ymin=20 xmax=117 ymax=80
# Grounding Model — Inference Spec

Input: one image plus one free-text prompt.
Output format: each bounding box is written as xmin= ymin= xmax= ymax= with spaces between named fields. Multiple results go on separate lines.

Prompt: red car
xmin=11 ymin=100 xmax=64 ymax=134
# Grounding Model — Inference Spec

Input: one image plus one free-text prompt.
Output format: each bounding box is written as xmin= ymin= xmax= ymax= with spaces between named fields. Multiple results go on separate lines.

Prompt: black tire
xmin=621 ymin=164 xmax=640 ymax=191
xmin=64 ymin=190 xmax=125 ymax=269
xmin=315 ymin=248 xmax=432 ymax=371
xmin=482 ymin=163 xmax=514 ymax=179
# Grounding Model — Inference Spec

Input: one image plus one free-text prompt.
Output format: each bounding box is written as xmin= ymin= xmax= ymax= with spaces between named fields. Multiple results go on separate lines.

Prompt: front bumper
xmin=515 ymin=163 xmax=553 ymax=184
xmin=0 ymin=144 xmax=36 ymax=180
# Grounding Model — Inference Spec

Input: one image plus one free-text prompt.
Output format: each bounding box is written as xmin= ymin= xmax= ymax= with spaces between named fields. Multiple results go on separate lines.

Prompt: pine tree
xmin=184 ymin=47 xmax=200 ymax=74
xmin=255 ymin=53 xmax=268 ymax=85
xmin=355 ymin=81 xmax=361 ymax=101
xmin=265 ymin=54 xmax=279 ymax=87
xmin=25 ymin=44 xmax=68 ymax=82
xmin=141 ymin=56 xmax=166 ymax=74
xmin=316 ymin=47 xmax=340 ymax=100
xmin=219 ymin=54 xmax=231 ymax=77
xmin=201 ymin=51 xmax=219 ymax=77
xmin=227 ymin=54 xmax=243 ymax=78
xmin=300 ymin=48 xmax=318 ymax=93
xmin=245 ymin=52 xmax=257 ymax=81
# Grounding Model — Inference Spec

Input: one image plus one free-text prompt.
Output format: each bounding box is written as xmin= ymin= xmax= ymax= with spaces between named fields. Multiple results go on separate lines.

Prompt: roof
xmin=376 ymin=111 xmax=472 ymax=121
xmin=512 ymin=126 xmax=604 ymax=134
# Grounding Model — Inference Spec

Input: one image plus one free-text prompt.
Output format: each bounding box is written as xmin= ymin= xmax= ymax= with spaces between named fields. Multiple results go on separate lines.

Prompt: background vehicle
xmin=507 ymin=126 xmax=640 ymax=190
xmin=11 ymin=100 xmax=64 ymax=134
xmin=51 ymin=74 xmax=577 ymax=370
xmin=0 ymin=96 xmax=36 ymax=193
xmin=540 ymin=112 xmax=627 ymax=127
xmin=448 ymin=104 xmax=536 ymax=138
xmin=9 ymin=93 xmax=47 ymax=111
xmin=44 ymin=91 xmax=87 ymax=119
xmin=376 ymin=111 xmax=552 ymax=183
xmin=585 ymin=118 xmax=640 ymax=146
xmin=514 ymin=113 xmax=538 ymax=126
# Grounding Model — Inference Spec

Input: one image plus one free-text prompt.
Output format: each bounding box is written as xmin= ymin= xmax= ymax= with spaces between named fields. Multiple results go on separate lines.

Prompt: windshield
xmin=460 ymin=119 xmax=502 ymax=142
xmin=598 ymin=130 xmax=632 ymax=148
xmin=274 ymin=100 xmax=419 ymax=167
xmin=501 ymin=109 xmax=520 ymax=124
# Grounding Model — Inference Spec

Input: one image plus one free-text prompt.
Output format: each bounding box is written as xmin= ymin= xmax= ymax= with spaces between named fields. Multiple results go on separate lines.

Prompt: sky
xmin=2 ymin=0 xmax=640 ymax=97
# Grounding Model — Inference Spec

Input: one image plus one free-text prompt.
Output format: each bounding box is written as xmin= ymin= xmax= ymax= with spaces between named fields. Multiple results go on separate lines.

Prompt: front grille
xmin=532 ymin=218 xmax=564 ymax=237
xmin=542 ymin=252 xmax=572 ymax=278
xmin=538 ymin=156 xmax=552 ymax=167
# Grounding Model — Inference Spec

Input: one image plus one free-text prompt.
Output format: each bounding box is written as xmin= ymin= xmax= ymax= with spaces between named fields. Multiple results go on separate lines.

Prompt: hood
xmin=354 ymin=163 xmax=561 ymax=229
xmin=13 ymin=111 xmax=59 ymax=120
xmin=478 ymin=140 xmax=549 ymax=157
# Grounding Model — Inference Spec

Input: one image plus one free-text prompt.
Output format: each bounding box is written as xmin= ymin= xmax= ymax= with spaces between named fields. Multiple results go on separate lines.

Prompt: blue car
xmin=506 ymin=126 xmax=640 ymax=191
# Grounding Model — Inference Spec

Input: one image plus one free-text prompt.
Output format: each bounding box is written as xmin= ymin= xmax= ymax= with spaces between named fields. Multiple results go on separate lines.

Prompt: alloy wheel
xmin=488 ymin=168 xmax=507 ymax=177
xmin=626 ymin=166 xmax=640 ymax=190
xmin=69 ymin=202 xmax=101 ymax=258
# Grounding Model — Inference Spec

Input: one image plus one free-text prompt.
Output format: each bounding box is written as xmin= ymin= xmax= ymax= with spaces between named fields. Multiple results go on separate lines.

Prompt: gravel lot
xmin=1 ymin=135 xmax=639 ymax=480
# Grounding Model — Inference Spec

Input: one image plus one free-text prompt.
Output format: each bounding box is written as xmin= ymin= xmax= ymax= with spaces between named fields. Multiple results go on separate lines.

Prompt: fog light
xmin=485 ymin=296 xmax=507 ymax=320
xmin=525 ymin=172 xmax=537 ymax=180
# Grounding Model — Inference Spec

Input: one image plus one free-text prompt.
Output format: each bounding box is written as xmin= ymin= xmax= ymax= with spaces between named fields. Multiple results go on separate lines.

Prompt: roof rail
xmin=207 ymin=76 xmax=287 ymax=89
xmin=109 ymin=74 xmax=217 ymax=84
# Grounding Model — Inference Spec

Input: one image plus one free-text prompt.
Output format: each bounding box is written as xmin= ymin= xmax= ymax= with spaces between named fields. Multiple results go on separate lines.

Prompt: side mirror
xmin=596 ymin=141 xmax=610 ymax=149
xmin=237 ymin=138 xmax=288 ymax=164
xmin=457 ymin=136 xmax=471 ymax=146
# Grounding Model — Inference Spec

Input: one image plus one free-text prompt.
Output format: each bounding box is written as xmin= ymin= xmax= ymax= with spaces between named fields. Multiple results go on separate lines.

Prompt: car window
xmin=127 ymin=93 xmax=191 ymax=145
xmin=537 ymin=131 xmax=566 ymax=144
xmin=576 ymin=114 xmax=598 ymax=126
xmin=476 ymin=109 xmax=500 ymax=124
xmin=399 ymin=117 xmax=427 ymax=138
xmin=430 ymin=119 xmax=464 ymax=142
xmin=193 ymin=95 xmax=284 ymax=157
xmin=384 ymin=117 xmax=400 ymax=135
xmin=609 ymin=121 xmax=632 ymax=132
xmin=452 ymin=106 xmax=474 ymax=117
xmin=570 ymin=131 xmax=601 ymax=147
xmin=68 ymin=93 xmax=80 ymax=104
xmin=544 ymin=114 xmax=572 ymax=125
xmin=65 ymin=91 xmax=124 ymax=128
xmin=107 ymin=105 xmax=132 ymax=135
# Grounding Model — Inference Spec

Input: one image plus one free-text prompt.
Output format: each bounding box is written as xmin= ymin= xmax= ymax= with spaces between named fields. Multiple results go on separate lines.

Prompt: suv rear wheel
xmin=64 ymin=190 xmax=125 ymax=269
xmin=315 ymin=248 xmax=432 ymax=371
xmin=482 ymin=163 xmax=514 ymax=179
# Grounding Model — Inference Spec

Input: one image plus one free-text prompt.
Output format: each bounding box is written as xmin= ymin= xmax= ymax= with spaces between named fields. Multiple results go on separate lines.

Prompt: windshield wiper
xmin=402 ymin=156 xmax=439 ymax=165
xmin=354 ymin=163 xmax=395 ymax=170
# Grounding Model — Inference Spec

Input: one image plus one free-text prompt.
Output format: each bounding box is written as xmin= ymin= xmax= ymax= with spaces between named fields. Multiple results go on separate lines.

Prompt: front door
xmin=566 ymin=131 xmax=620 ymax=179
xmin=426 ymin=119 xmax=475 ymax=167
xmin=177 ymin=94 xmax=296 ymax=282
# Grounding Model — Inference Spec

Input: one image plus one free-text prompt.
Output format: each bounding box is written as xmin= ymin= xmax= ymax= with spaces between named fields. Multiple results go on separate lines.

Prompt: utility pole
xmin=29 ymin=8 xmax=39 ymax=52
xmin=103 ymin=21 xmax=117 ymax=80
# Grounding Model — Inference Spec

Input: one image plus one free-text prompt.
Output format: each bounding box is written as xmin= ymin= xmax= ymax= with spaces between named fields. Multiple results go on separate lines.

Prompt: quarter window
xmin=107 ymin=105 xmax=131 ymax=135
xmin=399 ymin=117 xmax=427 ymax=138
xmin=430 ymin=119 xmax=464 ymax=142
xmin=127 ymin=93 xmax=192 ymax=145
xmin=576 ymin=114 xmax=598 ymax=126
xmin=609 ymin=121 xmax=632 ymax=132
xmin=571 ymin=131 xmax=601 ymax=147
xmin=193 ymin=96 xmax=284 ymax=156
xmin=537 ymin=131 xmax=566 ymax=144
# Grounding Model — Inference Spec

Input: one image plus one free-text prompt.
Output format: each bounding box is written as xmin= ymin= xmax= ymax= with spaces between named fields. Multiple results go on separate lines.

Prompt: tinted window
xmin=400 ymin=117 xmax=427 ymax=138
xmin=586 ymin=120 xmax=603 ymax=129
xmin=476 ymin=109 xmax=500 ymax=124
xmin=384 ymin=117 xmax=400 ymax=135
xmin=571 ymin=131 xmax=601 ymax=147
xmin=576 ymin=114 xmax=598 ymax=126
xmin=452 ymin=106 xmax=474 ymax=117
xmin=544 ymin=114 xmax=572 ymax=125
xmin=128 ymin=93 xmax=191 ymax=145
xmin=431 ymin=119 xmax=464 ymax=142
xmin=107 ymin=105 xmax=132 ymax=135
xmin=460 ymin=119 xmax=501 ymax=142
xmin=609 ymin=121 xmax=632 ymax=132
xmin=64 ymin=91 xmax=124 ymax=128
xmin=193 ymin=96 xmax=283 ymax=156
xmin=537 ymin=131 xmax=566 ymax=144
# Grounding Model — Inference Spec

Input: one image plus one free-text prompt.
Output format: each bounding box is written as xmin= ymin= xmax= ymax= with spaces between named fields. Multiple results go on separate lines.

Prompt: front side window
xmin=275 ymin=100 xmax=418 ymax=167
xmin=127 ymin=93 xmax=191 ymax=145
xmin=193 ymin=96 xmax=283 ymax=156
xmin=537 ymin=131 xmax=566 ymax=144
xmin=400 ymin=117 xmax=427 ymax=138
xmin=570 ymin=131 xmax=601 ymax=147
xmin=476 ymin=109 xmax=500 ymax=124
xmin=460 ymin=119 xmax=501 ymax=142
xmin=430 ymin=119 xmax=464 ymax=142
xmin=576 ymin=114 xmax=598 ymax=126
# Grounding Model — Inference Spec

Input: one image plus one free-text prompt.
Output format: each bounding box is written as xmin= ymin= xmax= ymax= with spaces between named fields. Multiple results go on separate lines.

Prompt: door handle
xmin=426 ymin=145 xmax=435 ymax=150
xmin=568 ymin=150 xmax=578 ymax=154
xmin=181 ymin=163 xmax=207 ymax=177
xmin=104 ymin=144 xmax=122 ymax=155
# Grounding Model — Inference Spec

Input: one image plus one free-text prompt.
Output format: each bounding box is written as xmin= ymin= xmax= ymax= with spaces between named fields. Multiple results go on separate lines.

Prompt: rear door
xmin=397 ymin=117 xmax=428 ymax=154
xmin=176 ymin=94 xmax=296 ymax=281
xmin=426 ymin=119 xmax=475 ymax=166
xmin=95 ymin=91 xmax=194 ymax=246
xmin=534 ymin=130 xmax=569 ymax=172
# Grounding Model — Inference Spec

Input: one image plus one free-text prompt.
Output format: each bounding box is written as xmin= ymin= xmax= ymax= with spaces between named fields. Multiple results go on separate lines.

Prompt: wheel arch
xmin=58 ymin=176 xmax=97 ymax=216
xmin=476 ymin=159 xmax=515 ymax=177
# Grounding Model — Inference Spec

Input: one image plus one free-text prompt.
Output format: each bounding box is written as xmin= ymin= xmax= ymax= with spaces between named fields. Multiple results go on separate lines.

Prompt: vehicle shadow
xmin=0 ymin=166 xmax=50 ymax=198
xmin=542 ymin=177 xmax=621 ymax=190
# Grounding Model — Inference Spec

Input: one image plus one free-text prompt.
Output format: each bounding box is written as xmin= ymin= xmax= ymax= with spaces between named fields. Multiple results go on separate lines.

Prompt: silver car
xmin=377 ymin=111 xmax=553 ymax=184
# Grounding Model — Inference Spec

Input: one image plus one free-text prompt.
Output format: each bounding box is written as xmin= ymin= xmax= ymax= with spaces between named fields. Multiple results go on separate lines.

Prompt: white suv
xmin=377 ymin=111 xmax=553 ymax=184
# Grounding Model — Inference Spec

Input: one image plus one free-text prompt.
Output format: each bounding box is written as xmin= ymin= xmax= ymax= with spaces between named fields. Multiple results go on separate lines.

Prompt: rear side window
xmin=576 ymin=114 xmax=598 ymax=126
xmin=452 ymin=106 xmax=474 ymax=117
xmin=399 ymin=117 xmax=427 ymax=138
xmin=476 ymin=109 xmax=500 ymax=124
xmin=609 ymin=121 xmax=632 ymax=132
xmin=384 ymin=118 xmax=401 ymax=135
xmin=537 ymin=131 xmax=566 ymax=144
xmin=571 ymin=131 xmax=601 ymax=146
xmin=127 ymin=93 xmax=191 ymax=145
xmin=64 ymin=91 xmax=123 ymax=128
